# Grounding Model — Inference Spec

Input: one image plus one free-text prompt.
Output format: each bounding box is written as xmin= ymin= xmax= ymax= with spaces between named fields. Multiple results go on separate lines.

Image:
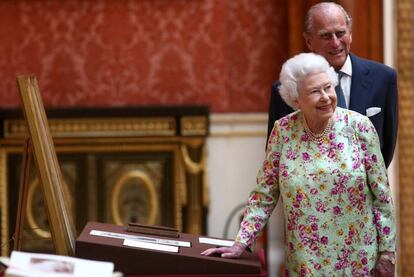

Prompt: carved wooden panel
xmin=0 ymin=106 xmax=208 ymax=255
xmin=97 ymin=153 xmax=174 ymax=227
xmin=397 ymin=0 xmax=414 ymax=275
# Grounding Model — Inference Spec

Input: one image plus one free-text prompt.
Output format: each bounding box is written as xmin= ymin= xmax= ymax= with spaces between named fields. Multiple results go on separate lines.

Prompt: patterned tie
xmin=336 ymin=71 xmax=346 ymax=108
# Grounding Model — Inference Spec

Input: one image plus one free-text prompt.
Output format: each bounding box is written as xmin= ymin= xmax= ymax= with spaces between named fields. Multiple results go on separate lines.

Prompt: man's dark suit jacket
xmin=267 ymin=53 xmax=398 ymax=168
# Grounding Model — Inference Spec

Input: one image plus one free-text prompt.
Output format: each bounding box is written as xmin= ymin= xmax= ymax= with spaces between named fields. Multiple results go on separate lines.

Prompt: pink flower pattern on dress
xmin=236 ymin=108 xmax=396 ymax=276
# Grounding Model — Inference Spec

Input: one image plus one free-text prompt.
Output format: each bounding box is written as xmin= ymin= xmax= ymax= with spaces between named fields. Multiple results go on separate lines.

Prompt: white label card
xmin=124 ymin=239 xmax=179 ymax=253
xmin=199 ymin=237 xmax=234 ymax=247
xmin=90 ymin=230 xmax=191 ymax=247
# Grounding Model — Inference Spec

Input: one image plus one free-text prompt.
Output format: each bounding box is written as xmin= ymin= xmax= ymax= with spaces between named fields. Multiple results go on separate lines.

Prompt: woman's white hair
xmin=279 ymin=53 xmax=338 ymax=109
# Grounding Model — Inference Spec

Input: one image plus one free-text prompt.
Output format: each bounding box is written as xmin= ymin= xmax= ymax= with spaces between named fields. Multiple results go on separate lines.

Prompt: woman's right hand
xmin=200 ymin=242 xmax=247 ymax=259
xmin=373 ymin=251 xmax=395 ymax=276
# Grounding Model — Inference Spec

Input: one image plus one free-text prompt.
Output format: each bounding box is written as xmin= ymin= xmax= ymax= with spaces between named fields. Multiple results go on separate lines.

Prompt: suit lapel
xmin=349 ymin=54 xmax=373 ymax=115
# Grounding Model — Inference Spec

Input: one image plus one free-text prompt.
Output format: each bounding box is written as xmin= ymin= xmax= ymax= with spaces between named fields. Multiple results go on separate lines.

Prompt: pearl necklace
xmin=303 ymin=117 xmax=333 ymax=144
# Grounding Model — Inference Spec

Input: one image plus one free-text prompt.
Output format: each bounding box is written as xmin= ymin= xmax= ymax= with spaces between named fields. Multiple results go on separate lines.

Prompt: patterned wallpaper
xmin=0 ymin=0 xmax=287 ymax=112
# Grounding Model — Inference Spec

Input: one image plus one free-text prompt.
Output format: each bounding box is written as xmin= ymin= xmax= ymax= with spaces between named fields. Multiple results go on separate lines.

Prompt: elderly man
xmin=267 ymin=2 xmax=398 ymax=168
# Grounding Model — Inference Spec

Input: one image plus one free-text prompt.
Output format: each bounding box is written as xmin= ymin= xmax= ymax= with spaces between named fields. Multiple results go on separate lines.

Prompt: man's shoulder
xmin=350 ymin=53 xmax=396 ymax=75
xmin=271 ymin=80 xmax=281 ymax=92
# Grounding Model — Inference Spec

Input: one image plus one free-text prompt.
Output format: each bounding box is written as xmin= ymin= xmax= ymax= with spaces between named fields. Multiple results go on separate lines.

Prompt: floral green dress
xmin=235 ymin=108 xmax=396 ymax=277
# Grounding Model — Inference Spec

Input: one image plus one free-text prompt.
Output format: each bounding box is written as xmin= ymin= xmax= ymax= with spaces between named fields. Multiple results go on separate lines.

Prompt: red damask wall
xmin=0 ymin=0 xmax=288 ymax=112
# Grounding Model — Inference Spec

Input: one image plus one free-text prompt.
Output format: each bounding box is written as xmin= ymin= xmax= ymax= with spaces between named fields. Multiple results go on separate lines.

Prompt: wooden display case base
xmin=76 ymin=222 xmax=267 ymax=276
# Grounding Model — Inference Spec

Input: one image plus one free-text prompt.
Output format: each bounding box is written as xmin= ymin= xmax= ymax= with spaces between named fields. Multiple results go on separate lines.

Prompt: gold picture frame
xmin=15 ymin=75 xmax=75 ymax=256
xmin=111 ymin=170 xmax=159 ymax=226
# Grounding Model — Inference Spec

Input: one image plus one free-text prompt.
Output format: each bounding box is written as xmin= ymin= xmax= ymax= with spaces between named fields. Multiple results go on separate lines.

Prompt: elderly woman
xmin=202 ymin=53 xmax=396 ymax=276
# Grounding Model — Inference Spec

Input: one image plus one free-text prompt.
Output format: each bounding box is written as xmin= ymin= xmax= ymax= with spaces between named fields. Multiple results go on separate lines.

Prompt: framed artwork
xmin=16 ymin=76 xmax=75 ymax=256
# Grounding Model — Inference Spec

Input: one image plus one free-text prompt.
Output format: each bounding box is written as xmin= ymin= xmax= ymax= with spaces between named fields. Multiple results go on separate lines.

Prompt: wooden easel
xmin=13 ymin=75 xmax=75 ymax=256
xmin=13 ymin=138 xmax=32 ymax=252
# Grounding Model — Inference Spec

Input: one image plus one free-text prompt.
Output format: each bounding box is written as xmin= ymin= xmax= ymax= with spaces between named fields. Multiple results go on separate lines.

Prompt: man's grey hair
xmin=304 ymin=2 xmax=352 ymax=34
xmin=279 ymin=53 xmax=338 ymax=109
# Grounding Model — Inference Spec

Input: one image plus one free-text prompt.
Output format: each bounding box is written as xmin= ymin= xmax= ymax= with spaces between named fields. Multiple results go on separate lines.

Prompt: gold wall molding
xmin=181 ymin=116 xmax=208 ymax=136
xmin=397 ymin=0 xmax=414 ymax=275
xmin=4 ymin=117 xmax=177 ymax=138
xmin=210 ymin=113 xmax=267 ymax=124
xmin=209 ymin=113 xmax=267 ymax=138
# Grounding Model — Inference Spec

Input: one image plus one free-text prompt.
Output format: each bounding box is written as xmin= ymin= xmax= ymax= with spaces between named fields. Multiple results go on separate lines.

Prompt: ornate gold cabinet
xmin=0 ymin=106 xmax=209 ymax=255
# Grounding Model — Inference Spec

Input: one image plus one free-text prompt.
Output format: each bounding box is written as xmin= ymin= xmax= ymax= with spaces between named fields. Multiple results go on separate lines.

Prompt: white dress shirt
xmin=338 ymin=55 xmax=352 ymax=108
